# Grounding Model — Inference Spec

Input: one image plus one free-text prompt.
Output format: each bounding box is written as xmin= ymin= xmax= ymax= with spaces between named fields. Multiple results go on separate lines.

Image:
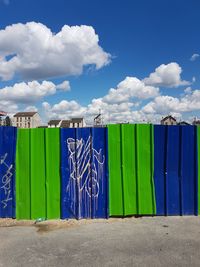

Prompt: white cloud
xmin=142 ymin=89 xmax=200 ymax=115
xmin=44 ymin=85 xmax=200 ymax=125
xmin=0 ymin=80 xmax=70 ymax=104
xmin=184 ymin=87 xmax=192 ymax=94
xmin=42 ymin=100 xmax=86 ymax=120
xmin=103 ymin=77 xmax=159 ymax=104
xmin=24 ymin=105 xmax=38 ymax=112
xmin=42 ymin=76 xmax=159 ymax=124
xmin=142 ymin=96 xmax=181 ymax=114
xmin=2 ymin=60 xmax=197 ymax=124
xmin=42 ymin=96 xmax=163 ymax=125
xmin=190 ymin=53 xmax=200 ymax=61
xmin=0 ymin=22 xmax=111 ymax=81
xmin=143 ymin=62 xmax=190 ymax=87
xmin=0 ymin=100 xmax=18 ymax=114
xmin=56 ymin=80 xmax=70 ymax=91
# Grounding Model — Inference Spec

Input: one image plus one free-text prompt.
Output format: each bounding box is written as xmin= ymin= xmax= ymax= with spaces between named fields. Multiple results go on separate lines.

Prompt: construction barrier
xmin=60 ymin=127 xmax=108 ymax=219
xmin=0 ymin=124 xmax=199 ymax=219
xmin=108 ymin=124 xmax=155 ymax=216
xmin=0 ymin=127 xmax=17 ymax=218
xmin=154 ymin=125 xmax=198 ymax=215
xmin=16 ymin=128 xmax=60 ymax=219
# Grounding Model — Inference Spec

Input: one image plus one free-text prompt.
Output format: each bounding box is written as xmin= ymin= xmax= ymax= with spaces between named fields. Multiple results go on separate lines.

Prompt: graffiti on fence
xmin=66 ymin=135 xmax=105 ymax=216
xmin=67 ymin=136 xmax=105 ymax=197
xmin=0 ymin=153 xmax=13 ymax=208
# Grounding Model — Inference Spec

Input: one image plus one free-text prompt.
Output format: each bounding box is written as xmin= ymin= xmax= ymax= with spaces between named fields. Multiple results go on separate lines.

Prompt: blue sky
xmin=0 ymin=0 xmax=200 ymax=124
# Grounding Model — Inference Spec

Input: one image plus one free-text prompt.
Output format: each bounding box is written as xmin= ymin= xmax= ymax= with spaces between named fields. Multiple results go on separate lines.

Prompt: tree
xmin=5 ymin=116 xmax=12 ymax=126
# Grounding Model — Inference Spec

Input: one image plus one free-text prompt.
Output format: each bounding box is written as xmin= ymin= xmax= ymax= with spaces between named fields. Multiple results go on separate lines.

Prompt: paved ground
xmin=0 ymin=216 xmax=200 ymax=267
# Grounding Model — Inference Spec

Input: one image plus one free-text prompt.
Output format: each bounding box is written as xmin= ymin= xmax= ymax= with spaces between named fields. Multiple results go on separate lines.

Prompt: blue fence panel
xmin=60 ymin=128 xmax=77 ymax=219
xmin=166 ymin=126 xmax=180 ymax=215
xmin=91 ymin=128 xmax=108 ymax=218
xmin=181 ymin=126 xmax=197 ymax=215
xmin=60 ymin=127 xmax=108 ymax=219
xmin=0 ymin=127 xmax=17 ymax=218
xmin=154 ymin=125 xmax=198 ymax=216
xmin=76 ymin=128 xmax=92 ymax=219
xmin=154 ymin=125 xmax=167 ymax=215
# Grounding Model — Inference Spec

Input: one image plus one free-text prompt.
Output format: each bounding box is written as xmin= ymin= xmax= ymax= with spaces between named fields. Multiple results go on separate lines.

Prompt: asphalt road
xmin=0 ymin=216 xmax=200 ymax=267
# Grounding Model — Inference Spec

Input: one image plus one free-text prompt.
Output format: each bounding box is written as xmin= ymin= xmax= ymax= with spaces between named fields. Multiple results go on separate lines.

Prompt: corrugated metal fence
xmin=16 ymin=128 xmax=61 ymax=219
xmin=60 ymin=127 xmax=108 ymax=219
xmin=108 ymin=124 xmax=156 ymax=216
xmin=0 ymin=127 xmax=17 ymax=218
xmin=0 ymin=125 xmax=199 ymax=219
xmin=154 ymin=125 xmax=198 ymax=216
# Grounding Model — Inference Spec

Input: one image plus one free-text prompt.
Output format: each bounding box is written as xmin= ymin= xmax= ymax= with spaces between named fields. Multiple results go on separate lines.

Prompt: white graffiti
xmin=0 ymin=153 xmax=13 ymax=209
xmin=66 ymin=136 xmax=105 ymax=216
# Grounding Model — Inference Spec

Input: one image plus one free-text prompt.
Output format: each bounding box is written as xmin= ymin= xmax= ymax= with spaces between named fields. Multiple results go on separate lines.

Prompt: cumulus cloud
xmin=1 ymin=59 xmax=198 ymax=124
xmin=143 ymin=62 xmax=190 ymax=87
xmin=0 ymin=80 xmax=70 ymax=104
xmin=42 ymin=76 xmax=159 ymax=124
xmin=42 ymin=82 xmax=200 ymax=125
xmin=190 ymin=53 xmax=200 ymax=61
xmin=142 ymin=89 xmax=200 ymax=115
xmin=0 ymin=22 xmax=111 ymax=81
xmin=184 ymin=87 xmax=192 ymax=94
xmin=0 ymin=100 xmax=18 ymax=114
xmin=42 ymin=100 xmax=86 ymax=120
xmin=103 ymin=77 xmax=159 ymax=104
xmin=24 ymin=105 xmax=38 ymax=112
xmin=42 ymin=97 xmax=163 ymax=125
xmin=56 ymin=81 xmax=70 ymax=91
xmin=43 ymin=99 xmax=142 ymax=124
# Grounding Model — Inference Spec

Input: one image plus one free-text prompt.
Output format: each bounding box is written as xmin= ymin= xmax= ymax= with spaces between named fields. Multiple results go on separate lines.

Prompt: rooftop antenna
xmin=94 ymin=109 xmax=102 ymax=126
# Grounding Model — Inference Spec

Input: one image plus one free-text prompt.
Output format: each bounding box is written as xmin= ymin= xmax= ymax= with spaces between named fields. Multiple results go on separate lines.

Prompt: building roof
xmin=0 ymin=111 xmax=7 ymax=116
xmin=48 ymin=120 xmax=61 ymax=126
xmin=13 ymin=112 xmax=37 ymax=117
xmin=71 ymin=117 xmax=84 ymax=123
xmin=193 ymin=120 xmax=200 ymax=125
xmin=161 ymin=115 xmax=176 ymax=122
xmin=178 ymin=121 xmax=190 ymax=125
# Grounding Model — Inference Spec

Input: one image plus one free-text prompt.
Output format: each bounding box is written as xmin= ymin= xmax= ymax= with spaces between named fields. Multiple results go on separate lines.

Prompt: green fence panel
xmin=108 ymin=124 xmax=123 ymax=216
xmin=45 ymin=128 xmax=60 ymax=219
xmin=108 ymin=124 xmax=156 ymax=216
xmin=30 ymin=128 xmax=46 ymax=219
xmin=136 ymin=124 xmax=156 ymax=215
xmin=121 ymin=124 xmax=137 ymax=215
xmin=198 ymin=127 xmax=200 ymax=215
xmin=16 ymin=129 xmax=31 ymax=219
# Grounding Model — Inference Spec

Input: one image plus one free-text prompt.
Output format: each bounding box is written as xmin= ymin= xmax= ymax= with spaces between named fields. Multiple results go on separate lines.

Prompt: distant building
xmin=60 ymin=120 xmax=71 ymax=128
xmin=0 ymin=111 xmax=6 ymax=126
xmin=192 ymin=118 xmax=200 ymax=125
xmin=161 ymin=115 xmax=177 ymax=125
xmin=48 ymin=120 xmax=62 ymax=128
xmin=0 ymin=111 xmax=7 ymax=117
xmin=178 ymin=121 xmax=190 ymax=126
xmin=71 ymin=118 xmax=86 ymax=128
xmin=48 ymin=118 xmax=86 ymax=128
xmin=0 ymin=111 xmax=12 ymax=126
xmin=13 ymin=112 xmax=41 ymax=128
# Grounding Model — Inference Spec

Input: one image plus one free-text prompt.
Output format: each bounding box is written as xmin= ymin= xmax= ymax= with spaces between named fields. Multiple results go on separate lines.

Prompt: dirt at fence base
xmin=0 ymin=217 xmax=126 ymax=233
